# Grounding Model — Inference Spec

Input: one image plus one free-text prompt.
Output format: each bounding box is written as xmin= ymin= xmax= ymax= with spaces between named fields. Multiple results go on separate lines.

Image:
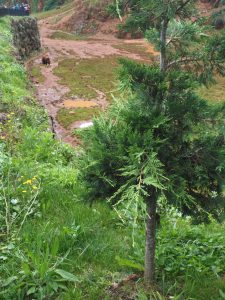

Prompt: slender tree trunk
xmin=144 ymin=194 xmax=157 ymax=286
xmin=38 ymin=0 xmax=44 ymax=12
xmin=160 ymin=18 xmax=168 ymax=72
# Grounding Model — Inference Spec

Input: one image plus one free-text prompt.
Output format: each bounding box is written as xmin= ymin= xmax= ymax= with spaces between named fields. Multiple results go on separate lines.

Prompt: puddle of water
xmin=64 ymin=99 xmax=98 ymax=108
xmin=78 ymin=121 xmax=93 ymax=129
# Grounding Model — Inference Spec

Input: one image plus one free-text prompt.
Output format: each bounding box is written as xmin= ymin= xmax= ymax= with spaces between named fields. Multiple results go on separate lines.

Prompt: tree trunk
xmin=38 ymin=0 xmax=44 ymax=12
xmin=160 ymin=18 xmax=168 ymax=72
xmin=144 ymin=194 xmax=157 ymax=286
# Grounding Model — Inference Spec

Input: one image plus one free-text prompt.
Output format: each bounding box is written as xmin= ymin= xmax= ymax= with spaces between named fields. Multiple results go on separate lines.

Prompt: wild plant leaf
xmin=57 ymin=283 xmax=68 ymax=291
xmin=1 ymin=276 xmax=17 ymax=287
xmin=27 ymin=286 xmax=36 ymax=296
xmin=116 ymin=256 xmax=144 ymax=271
xmin=143 ymin=176 xmax=165 ymax=189
xmin=49 ymin=281 xmax=60 ymax=292
xmin=55 ymin=269 xmax=79 ymax=282
xmin=219 ymin=289 xmax=225 ymax=299
xmin=51 ymin=238 xmax=59 ymax=257
xmin=22 ymin=263 xmax=30 ymax=275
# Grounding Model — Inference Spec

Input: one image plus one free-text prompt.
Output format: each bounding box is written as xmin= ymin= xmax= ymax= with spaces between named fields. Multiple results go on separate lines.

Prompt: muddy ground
xmin=29 ymin=13 xmax=158 ymax=147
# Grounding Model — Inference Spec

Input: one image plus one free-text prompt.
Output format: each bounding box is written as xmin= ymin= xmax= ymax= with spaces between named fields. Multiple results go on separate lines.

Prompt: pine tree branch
xmin=175 ymin=0 xmax=194 ymax=14
xmin=166 ymin=57 xmax=200 ymax=69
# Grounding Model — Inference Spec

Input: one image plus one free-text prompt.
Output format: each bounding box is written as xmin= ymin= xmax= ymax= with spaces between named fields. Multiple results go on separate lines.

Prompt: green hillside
xmin=0 ymin=16 xmax=133 ymax=299
xmin=1 ymin=0 xmax=225 ymax=298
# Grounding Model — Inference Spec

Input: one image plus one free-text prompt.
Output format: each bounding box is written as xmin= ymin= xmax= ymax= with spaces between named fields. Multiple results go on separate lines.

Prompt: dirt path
xmin=29 ymin=14 xmax=157 ymax=147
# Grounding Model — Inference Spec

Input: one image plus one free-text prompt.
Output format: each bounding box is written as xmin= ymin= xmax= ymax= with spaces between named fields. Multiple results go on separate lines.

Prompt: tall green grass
xmin=0 ymin=16 xmax=132 ymax=299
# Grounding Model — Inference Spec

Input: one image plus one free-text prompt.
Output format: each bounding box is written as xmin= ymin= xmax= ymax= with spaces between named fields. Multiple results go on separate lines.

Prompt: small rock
xmin=0 ymin=113 xmax=8 ymax=124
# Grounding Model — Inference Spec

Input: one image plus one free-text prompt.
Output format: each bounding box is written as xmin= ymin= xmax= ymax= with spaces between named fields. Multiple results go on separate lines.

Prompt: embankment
xmin=11 ymin=17 xmax=41 ymax=59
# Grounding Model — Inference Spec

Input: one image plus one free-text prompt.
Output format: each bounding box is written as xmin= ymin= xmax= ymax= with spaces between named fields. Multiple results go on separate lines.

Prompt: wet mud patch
xmin=63 ymin=99 xmax=98 ymax=108
xmin=72 ymin=120 xmax=94 ymax=131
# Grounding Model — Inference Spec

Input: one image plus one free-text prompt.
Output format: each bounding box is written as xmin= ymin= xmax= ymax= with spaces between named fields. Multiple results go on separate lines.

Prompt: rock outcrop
xmin=56 ymin=0 xmax=112 ymax=34
xmin=11 ymin=17 xmax=41 ymax=59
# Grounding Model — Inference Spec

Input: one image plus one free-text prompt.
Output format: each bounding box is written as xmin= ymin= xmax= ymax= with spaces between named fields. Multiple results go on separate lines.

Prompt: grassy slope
xmin=0 ymin=17 xmax=132 ymax=299
xmin=1 ymin=12 xmax=225 ymax=299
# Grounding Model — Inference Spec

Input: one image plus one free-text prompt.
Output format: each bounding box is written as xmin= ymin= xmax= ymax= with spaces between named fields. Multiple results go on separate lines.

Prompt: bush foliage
xmin=80 ymin=58 xmax=225 ymax=221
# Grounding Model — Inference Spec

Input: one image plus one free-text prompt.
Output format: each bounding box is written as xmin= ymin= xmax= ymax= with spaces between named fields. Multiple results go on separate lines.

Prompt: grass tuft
xmin=30 ymin=65 xmax=45 ymax=83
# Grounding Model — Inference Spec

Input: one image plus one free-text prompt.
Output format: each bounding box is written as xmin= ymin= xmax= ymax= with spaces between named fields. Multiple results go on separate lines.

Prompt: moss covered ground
xmin=57 ymin=107 xmax=100 ymax=128
xmin=54 ymin=56 xmax=119 ymax=101
xmin=53 ymin=56 xmax=120 ymax=129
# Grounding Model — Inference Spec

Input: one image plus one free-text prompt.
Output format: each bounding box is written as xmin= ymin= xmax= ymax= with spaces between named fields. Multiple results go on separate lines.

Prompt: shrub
xmin=212 ymin=11 xmax=225 ymax=29
xmin=43 ymin=0 xmax=65 ymax=11
xmin=106 ymin=0 xmax=125 ymax=18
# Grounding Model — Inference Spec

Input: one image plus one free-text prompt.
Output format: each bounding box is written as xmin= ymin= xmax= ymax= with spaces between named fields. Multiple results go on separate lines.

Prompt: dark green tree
xmin=81 ymin=0 xmax=225 ymax=285
xmin=81 ymin=61 xmax=225 ymax=284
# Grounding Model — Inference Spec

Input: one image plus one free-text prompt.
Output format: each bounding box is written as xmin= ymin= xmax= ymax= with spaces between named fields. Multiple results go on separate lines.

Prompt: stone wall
xmin=11 ymin=17 xmax=41 ymax=59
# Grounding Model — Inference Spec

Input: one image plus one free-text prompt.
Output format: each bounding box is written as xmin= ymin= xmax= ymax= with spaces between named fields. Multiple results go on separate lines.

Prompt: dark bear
xmin=42 ymin=55 xmax=51 ymax=66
